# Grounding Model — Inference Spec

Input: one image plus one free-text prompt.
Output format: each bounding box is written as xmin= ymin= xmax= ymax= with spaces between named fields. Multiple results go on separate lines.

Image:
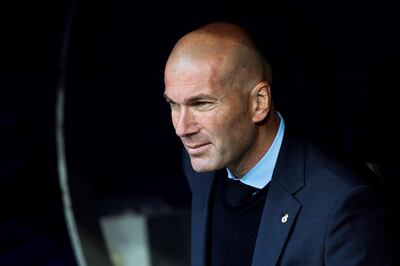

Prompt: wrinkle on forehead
xmin=164 ymin=55 xmax=220 ymax=88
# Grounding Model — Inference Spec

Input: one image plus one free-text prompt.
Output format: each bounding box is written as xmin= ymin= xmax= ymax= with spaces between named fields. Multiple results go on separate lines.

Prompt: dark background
xmin=1 ymin=0 xmax=399 ymax=264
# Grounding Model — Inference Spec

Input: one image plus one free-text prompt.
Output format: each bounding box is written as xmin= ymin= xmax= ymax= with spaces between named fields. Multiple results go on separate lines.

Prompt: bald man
xmin=164 ymin=22 xmax=395 ymax=266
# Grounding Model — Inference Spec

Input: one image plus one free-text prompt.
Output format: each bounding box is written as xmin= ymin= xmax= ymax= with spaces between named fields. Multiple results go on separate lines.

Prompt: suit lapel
xmin=252 ymin=133 xmax=305 ymax=266
xmin=252 ymin=181 xmax=301 ymax=266
xmin=191 ymin=171 xmax=216 ymax=266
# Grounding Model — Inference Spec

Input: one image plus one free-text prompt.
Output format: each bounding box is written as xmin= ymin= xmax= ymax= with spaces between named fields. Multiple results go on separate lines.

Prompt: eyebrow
xmin=163 ymin=93 xmax=217 ymax=104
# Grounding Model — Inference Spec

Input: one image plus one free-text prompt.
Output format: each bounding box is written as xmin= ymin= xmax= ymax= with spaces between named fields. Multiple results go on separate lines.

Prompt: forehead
xmin=164 ymin=58 xmax=222 ymax=102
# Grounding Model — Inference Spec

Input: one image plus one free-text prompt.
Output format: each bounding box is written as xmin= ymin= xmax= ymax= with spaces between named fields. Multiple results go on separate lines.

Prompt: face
xmin=164 ymin=58 xmax=257 ymax=173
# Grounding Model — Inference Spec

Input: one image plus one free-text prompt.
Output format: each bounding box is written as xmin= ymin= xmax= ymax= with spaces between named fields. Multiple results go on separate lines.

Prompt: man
xmin=163 ymin=22 xmax=395 ymax=266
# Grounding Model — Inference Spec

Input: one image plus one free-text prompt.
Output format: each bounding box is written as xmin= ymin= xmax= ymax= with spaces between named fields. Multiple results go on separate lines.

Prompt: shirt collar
xmin=226 ymin=112 xmax=285 ymax=189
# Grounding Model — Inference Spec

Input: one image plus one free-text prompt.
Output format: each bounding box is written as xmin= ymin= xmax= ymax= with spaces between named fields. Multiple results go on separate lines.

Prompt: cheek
xmin=200 ymin=99 xmax=251 ymax=142
xmin=224 ymin=111 xmax=253 ymax=145
xmin=203 ymin=112 xmax=226 ymax=133
xmin=205 ymin=112 xmax=245 ymax=144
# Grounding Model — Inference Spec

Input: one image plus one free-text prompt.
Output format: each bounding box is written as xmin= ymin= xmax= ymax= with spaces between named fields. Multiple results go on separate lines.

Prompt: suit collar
xmin=272 ymin=131 xmax=306 ymax=194
xmin=252 ymin=132 xmax=305 ymax=266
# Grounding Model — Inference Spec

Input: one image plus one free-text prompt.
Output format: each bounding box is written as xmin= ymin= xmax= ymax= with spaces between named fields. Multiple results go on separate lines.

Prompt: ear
xmin=250 ymin=81 xmax=271 ymax=123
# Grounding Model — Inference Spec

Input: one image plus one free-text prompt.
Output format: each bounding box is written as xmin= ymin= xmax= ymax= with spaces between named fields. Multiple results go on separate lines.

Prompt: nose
xmin=174 ymin=107 xmax=199 ymax=137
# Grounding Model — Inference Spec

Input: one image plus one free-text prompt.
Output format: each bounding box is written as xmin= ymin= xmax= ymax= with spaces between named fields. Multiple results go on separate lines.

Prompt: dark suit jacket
xmin=183 ymin=132 xmax=395 ymax=266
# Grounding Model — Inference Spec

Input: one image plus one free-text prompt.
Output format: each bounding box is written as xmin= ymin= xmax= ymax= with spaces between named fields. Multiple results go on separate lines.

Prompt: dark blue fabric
xmin=184 ymin=131 xmax=397 ymax=266
xmin=209 ymin=172 xmax=268 ymax=266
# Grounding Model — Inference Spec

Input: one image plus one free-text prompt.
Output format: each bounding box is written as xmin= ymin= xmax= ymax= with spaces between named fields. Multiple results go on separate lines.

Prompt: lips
xmin=185 ymin=142 xmax=211 ymax=155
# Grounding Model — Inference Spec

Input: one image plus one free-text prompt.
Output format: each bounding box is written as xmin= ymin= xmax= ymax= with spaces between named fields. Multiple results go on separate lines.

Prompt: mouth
xmin=185 ymin=143 xmax=211 ymax=155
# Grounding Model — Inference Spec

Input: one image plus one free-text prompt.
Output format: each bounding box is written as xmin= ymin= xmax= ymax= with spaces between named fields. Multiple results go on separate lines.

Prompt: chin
xmin=190 ymin=157 xmax=222 ymax=173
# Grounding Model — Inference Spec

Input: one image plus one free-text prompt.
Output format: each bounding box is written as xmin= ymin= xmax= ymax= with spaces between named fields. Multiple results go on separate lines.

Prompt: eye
xmin=194 ymin=101 xmax=213 ymax=109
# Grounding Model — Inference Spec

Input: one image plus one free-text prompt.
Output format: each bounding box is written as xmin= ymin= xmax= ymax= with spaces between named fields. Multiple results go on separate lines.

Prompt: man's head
xmin=164 ymin=22 xmax=278 ymax=176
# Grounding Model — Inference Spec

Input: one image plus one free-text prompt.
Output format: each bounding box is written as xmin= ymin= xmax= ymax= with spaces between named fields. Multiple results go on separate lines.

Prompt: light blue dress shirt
xmin=226 ymin=112 xmax=285 ymax=189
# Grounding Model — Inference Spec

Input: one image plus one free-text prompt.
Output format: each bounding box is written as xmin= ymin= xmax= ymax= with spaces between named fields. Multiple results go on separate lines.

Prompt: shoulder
xmin=292 ymin=135 xmax=389 ymax=227
xmin=278 ymin=131 xmax=385 ymax=209
xmin=303 ymin=138 xmax=381 ymax=193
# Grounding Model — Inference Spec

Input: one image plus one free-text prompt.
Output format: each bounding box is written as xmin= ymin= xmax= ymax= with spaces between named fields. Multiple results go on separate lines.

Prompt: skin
xmin=164 ymin=22 xmax=280 ymax=178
